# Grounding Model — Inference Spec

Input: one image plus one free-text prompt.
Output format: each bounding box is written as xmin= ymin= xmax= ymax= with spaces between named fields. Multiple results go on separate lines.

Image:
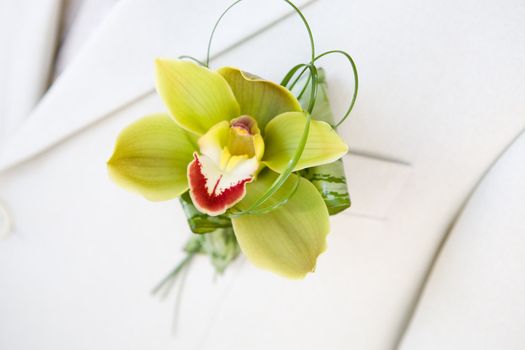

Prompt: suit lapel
xmin=0 ymin=0 xmax=314 ymax=172
xmin=0 ymin=0 xmax=62 ymax=147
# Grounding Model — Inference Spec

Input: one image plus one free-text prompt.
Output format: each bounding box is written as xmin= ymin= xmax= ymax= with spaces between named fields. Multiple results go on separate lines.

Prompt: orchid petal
xmin=232 ymin=169 xmax=329 ymax=279
xmin=155 ymin=59 xmax=240 ymax=135
xmin=218 ymin=67 xmax=302 ymax=129
xmin=198 ymin=120 xmax=230 ymax=163
xmin=107 ymin=114 xmax=197 ymax=201
xmin=263 ymin=111 xmax=348 ymax=173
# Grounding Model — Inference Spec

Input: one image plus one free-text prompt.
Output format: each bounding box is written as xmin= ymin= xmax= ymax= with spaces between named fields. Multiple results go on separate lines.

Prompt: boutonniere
xmin=107 ymin=0 xmax=357 ymax=289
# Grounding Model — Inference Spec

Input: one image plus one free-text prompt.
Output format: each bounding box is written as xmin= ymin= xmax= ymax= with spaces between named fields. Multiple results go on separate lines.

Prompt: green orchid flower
xmin=107 ymin=59 xmax=348 ymax=278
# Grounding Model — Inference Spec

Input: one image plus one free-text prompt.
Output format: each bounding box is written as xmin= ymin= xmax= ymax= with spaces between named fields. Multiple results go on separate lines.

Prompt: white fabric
xmin=399 ymin=130 xmax=525 ymax=349
xmin=0 ymin=199 xmax=10 ymax=239
xmin=53 ymin=0 xmax=120 ymax=79
xmin=0 ymin=0 xmax=524 ymax=349
xmin=0 ymin=0 xmax=61 ymax=238
xmin=0 ymin=0 xmax=61 ymax=145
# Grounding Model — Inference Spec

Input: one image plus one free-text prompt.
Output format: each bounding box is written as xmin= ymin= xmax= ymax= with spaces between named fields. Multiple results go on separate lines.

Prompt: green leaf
xmin=232 ymin=170 xmax=329 ymax=279
xmin=297 ymin=67 xmax=333 ymax=124
xmin=301 ymin=159 xmax=350 ymax=215
xmin=184 ymin=227 xmax=240 ymax=274
xmin=298 ymin=68 xmax=351 ymax=215
xmin=218 ymin=67 xmax=302 ymax=129
xmin=263 ymin=111 xmax=348 ymax=173
xmin=201 ymin=228 xmax=241 ymax=274
xmin=107 ymin=114 xmax=197 ymax=201
xmin=179 ymin=192 xmax=232 ymax=234
xmin=155 ymin=59 xmax=240 ymax=135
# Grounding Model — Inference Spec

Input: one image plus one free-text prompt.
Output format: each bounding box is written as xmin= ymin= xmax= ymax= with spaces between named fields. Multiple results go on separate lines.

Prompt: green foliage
xmin=184 ymin=227 xmax=241 ymax=274
xmin=179 ymin=192 xmax=232 ymax=234
xmin=297 ymin=68 xmax=351 ymax=215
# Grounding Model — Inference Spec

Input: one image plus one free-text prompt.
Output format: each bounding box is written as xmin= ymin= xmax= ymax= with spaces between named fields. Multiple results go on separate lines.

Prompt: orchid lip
xmin=188 ymin=153 xmax=254 ymax=216
xmin=187 ymin=117 xmax=263 ymax=216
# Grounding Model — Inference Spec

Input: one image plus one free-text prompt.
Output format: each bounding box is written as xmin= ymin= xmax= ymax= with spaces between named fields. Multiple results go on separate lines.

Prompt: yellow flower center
xmin=227 ymin=115 xmax=264 ymax=159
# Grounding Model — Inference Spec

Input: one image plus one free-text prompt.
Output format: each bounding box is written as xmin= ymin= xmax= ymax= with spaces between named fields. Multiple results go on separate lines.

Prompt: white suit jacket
xmin=1 ymin=0 xmax=524 ymax=349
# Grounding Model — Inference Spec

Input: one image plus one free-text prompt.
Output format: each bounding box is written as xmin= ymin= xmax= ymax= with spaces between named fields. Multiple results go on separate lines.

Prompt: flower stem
xmin=206 ymin=0 xmax=316 ymax=67
xmin=151 ymin=253 xmax=195 ymax=298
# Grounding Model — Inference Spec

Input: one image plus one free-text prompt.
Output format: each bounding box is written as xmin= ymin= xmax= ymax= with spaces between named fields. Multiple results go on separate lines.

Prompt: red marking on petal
xmin=188 ymin=154 xmax=252 ymax=216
